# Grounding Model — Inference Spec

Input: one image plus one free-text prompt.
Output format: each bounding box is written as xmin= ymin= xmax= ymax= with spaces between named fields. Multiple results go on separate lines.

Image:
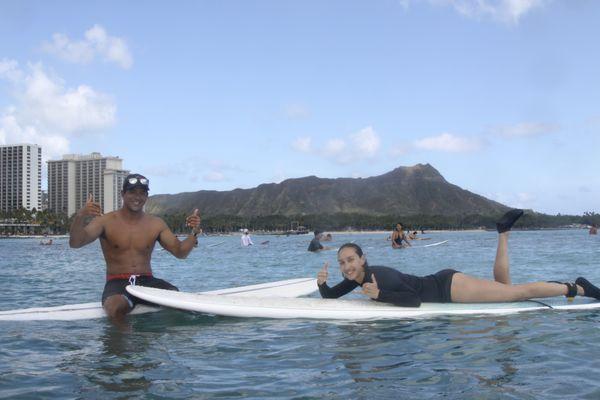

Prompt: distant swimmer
xmin=69 ymin=173 xmax=202 ymax=325
xmin=241 ymin=229 xmax=254 ymax=246
xmin=391 ymin=223 xmax=411 ymax=248
xmin=317 ymin=209 xmax=600 ymax=307
xmin=308 ymin=230 xmax=332 ymax=252
xmin=590 ymin=224 xmax=598 ymax=235
xmin=321 ymin=233 xmax=333 ymax=242
xmin=261 ymin=240 xmax=270 ymax=245
xmin=408 ymin=231 xmax=430 ymax=241
xmin=40 ymin=239 xmax=53 ymax=245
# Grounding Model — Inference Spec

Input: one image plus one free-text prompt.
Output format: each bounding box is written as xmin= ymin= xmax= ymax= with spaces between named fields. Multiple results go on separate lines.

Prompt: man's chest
xmin=103 ymin=222 xmax=159 ymax=249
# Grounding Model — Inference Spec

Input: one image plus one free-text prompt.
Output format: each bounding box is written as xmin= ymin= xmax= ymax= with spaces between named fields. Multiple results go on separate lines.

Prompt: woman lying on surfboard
xmin=317 ymin=209 xmax=600 ymax=307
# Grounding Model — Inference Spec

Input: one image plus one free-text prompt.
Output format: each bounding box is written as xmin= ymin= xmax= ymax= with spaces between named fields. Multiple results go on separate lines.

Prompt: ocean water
xmin=1 ymin=230 xmax=600 ymax=399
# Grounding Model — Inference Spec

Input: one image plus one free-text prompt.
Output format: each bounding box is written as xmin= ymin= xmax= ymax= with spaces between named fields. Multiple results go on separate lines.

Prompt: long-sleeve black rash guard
xmin=318 ymin=265 xmax=457 ymax=307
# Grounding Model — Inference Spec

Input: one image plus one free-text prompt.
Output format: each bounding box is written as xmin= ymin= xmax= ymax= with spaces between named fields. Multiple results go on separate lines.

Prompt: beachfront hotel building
xmin=47 ymin=152 xmax=129 ymax=216
xmin=0 ymin=144 xmax=42 ymax=213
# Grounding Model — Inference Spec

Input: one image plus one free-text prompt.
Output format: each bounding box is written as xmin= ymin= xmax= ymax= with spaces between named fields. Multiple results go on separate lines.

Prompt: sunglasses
xmin=127 ymin=177 xmax=149 ymax=186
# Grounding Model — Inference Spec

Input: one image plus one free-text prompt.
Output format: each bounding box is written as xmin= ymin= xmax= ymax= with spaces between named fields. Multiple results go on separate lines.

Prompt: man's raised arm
xmin=69 ymin=194 xmax=104 ymax=248
xmin=158 ymin=209 xmax=202 ymax=259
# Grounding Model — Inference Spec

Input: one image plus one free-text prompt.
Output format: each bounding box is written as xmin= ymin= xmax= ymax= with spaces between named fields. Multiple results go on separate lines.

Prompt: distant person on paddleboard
xmin=69 ymin=173 xmax=202 ymax=324
xmin=241 ymin=229 xmax=254 ymax=246
xmin=308 ymin=230 xmax=332 ymax=252
xmin=318 ymin=209 xmax=600 ymax=307
xmin=391 ymin=222 xmax=411 ymax=248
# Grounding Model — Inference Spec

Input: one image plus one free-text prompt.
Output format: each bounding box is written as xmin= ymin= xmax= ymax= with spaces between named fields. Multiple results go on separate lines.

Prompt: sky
xmin=0 ymin=0 xmax=598 ymax=215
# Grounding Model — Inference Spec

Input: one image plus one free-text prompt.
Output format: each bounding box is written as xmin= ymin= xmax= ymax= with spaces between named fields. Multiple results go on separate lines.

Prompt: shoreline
xmin=0 ymin=226 xmax=590 ymax=239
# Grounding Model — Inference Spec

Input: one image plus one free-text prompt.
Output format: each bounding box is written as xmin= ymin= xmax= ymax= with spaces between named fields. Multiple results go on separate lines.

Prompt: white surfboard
xmin=414 ymin=240 xmax=448 ymax=248
xmin=125 ymin=286 xmax=600 ymax=320
xmin=0 ymin=277 xmax=317 ymax=322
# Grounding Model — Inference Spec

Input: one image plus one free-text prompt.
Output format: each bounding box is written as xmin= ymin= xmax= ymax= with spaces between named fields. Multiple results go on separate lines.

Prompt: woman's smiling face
xmin=337 ymin=246 xmax=366 ymax=282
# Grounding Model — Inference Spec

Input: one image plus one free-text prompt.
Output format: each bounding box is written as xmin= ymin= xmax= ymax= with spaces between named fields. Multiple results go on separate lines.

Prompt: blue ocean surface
xmin=1 ymin=230 xmax=600 ymax=399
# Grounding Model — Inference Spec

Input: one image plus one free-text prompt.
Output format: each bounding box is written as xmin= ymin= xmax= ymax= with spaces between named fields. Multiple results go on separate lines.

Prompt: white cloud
xmin=204 ymin=171 xmax=226 ymax=182
xmin=0 ymin=109 xmax=70 ymax=157
xmin=414 ymin=132 xmax=482 ymax=152
xmin=405 ymin=0 xmax=548 ymax=24
xmin=0 ymin=59 xmax=23 ymax=82
xmin=0 ymin=60 xmax=116 ymax=160
xmin=145 ymin=158 xmax=244 ymax=185
xmin=487 ymin=191 xmax=536 ymax=208
xmin=292 ymin=136 xmax=312 ymax=153
xmin=20 ymin=63 xmax=116 ymax=134
xmin=493 ymin=122 xmax=559 ymax=138
xmin=323 ymin=138 xmax=347 ymax=157
xmin=291 ymin=126 xmax=382 ymax=165
xmin=351 ymin=126 xmax=380 ymax=157
xmin=42 ymin=24 xmax=133 ymax=69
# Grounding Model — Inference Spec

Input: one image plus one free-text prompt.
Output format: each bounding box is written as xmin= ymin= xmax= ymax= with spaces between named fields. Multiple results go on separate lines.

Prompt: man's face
xmin=122 ymin=187 xmax=148 ymax=212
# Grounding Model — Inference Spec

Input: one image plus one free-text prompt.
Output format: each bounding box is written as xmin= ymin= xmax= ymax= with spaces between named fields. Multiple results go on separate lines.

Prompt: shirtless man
xmin=307 ymin=230 xmax=332 ymax=252
xmin=69 ymin=173 xmax=202 ymax=323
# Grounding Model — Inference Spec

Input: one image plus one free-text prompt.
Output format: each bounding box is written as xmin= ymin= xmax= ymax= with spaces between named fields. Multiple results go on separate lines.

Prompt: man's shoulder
xmin=144 ymin=213 xmax=167 ymax=227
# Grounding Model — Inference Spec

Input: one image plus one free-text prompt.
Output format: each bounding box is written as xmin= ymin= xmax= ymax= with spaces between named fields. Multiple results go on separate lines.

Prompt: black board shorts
xmin=432 ymin=269 xmax=459 ymax=303
xmin=102 ymin=275 xmax=179 ymax=308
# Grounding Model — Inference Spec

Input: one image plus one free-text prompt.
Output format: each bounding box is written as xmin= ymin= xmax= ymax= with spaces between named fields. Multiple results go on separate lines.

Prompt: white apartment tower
xmin=47 ymin=152 xmax=129 ymax=216
xmin=0 ymin=144 xmax=42 ymax=213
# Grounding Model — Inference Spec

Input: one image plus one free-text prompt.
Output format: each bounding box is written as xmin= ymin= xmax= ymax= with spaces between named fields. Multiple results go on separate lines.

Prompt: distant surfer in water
xmin=391 ymin=222 xmax=411 ymax=248
xmin=308 ymin=230 xmax=332 ymax=252
xmin=317 ymin=209 xmax=600 ymax=307
xmin=69 ymin=173 xmax=202 ymax=324
xmin=241 ymin=229 xmax=254 ymax=246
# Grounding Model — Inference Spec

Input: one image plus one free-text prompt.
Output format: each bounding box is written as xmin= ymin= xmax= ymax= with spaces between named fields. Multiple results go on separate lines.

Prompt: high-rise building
xmin=0 ymin=144 xmax=42 ymax=213
xmin=47 ymin=152 xmax=129 ymax=216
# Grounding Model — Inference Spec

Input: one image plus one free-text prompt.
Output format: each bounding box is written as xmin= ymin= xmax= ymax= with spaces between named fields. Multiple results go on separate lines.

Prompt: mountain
xmin=145 ymin=164 xmax=509 ymax=217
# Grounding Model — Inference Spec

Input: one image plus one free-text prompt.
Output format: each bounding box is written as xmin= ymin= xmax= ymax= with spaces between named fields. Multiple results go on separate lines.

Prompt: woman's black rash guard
xmin=318 ymin=265 xmax=458 ymax=307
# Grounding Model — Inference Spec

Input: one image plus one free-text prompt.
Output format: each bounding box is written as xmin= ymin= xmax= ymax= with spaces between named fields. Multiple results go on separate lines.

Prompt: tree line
xmin=161 ymin=211 xmax=598 ymax=234
xmin=0 ymin=208 xmax=69 ymax=235
xmin=2 ymin=208 xmax=598 ymax=235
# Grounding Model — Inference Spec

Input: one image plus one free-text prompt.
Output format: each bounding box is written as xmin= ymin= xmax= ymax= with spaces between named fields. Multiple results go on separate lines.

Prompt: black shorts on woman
xmin=318 ymin=265 xmax=458 ymax=307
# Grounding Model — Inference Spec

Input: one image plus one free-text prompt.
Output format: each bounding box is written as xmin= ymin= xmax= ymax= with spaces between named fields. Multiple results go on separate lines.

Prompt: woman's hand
xmin=362 ymin=274 xmax=380 ymax=299
xmin=317 ymin=262 xmax=329 ymax=285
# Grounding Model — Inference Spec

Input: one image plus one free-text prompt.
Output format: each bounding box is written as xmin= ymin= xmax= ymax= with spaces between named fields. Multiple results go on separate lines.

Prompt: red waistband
xmin=106 ymin=272 xmax=153 ymax=281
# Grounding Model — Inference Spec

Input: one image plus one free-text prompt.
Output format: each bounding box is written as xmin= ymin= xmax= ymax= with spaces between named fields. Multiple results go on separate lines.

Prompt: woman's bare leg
xmin=449 ymin=208 xmax=595 ymax=303
xmin=494 ymin=232 xmax=510 ymax=284
xmin=451 ymin=273 xmax=570 ymax=303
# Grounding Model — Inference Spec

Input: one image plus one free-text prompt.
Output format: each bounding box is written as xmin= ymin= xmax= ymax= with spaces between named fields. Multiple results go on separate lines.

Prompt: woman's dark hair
xmin=337 ymin=243 xmax=368 ymax=267
xmin=395 ymin=222 xmax=403 ymax=231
